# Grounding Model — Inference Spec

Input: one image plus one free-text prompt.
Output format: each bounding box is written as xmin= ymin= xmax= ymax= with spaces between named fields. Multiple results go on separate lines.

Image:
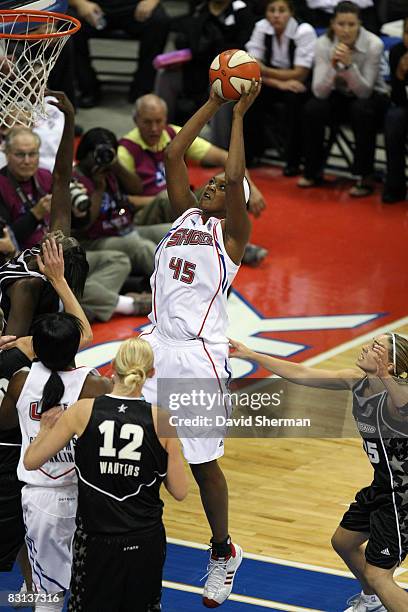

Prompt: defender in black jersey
xmin=229 ymin=333 xmax=408 ymax=612
xmin=24 ymin=337 xmax=188 ymax=612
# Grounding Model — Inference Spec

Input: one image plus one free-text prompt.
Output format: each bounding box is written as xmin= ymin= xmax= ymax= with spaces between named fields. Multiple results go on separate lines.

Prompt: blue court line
xmin=162 ymin=588 xmax=284 ymax=612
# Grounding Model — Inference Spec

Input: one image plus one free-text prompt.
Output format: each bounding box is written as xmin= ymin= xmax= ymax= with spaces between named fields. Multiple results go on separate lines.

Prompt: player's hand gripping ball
xmin=209 ymin=49 xmax=261 ymax=100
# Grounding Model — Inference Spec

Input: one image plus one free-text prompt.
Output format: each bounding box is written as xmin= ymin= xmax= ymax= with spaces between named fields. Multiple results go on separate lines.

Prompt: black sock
xmin=211 ymin=535 xmax=232 ymax=558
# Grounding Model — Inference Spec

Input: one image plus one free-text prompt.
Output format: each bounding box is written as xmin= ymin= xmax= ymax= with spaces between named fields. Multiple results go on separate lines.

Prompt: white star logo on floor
xmin=118 ymin=404 xmax=127 ymax=413
xmin=226 ymin=290 xmax=380 ymax=377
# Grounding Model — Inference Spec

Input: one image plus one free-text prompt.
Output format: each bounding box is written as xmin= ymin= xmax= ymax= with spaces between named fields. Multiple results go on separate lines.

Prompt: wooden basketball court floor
xmin=2 ymin=165 xmax=408 ymax=611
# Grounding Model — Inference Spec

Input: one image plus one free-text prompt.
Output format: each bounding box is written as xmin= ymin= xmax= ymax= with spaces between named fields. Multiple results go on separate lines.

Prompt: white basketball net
xmin=0 ymin=11 xmax=76 ymax=128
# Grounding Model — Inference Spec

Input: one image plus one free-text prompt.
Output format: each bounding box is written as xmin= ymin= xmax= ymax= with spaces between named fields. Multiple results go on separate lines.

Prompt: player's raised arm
xmin=229 ymin=339 xmax=360 ymax=390
xmin=223 ymin=81 xmax=260 ymax=265
xmin=164 ymin=92 xmax=226 ymax=217
xmin=47 ymin=90 xmax=75 ymax=236
xmin=36 ymin=238 xmax=93 ymax=348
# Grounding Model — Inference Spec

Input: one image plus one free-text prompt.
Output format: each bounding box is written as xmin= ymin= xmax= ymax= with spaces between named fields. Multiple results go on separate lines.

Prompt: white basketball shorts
xmin=21 ymin=484 xmax=77 ymax=593
xmin=140 ymin=326 xmax=233 ymax=465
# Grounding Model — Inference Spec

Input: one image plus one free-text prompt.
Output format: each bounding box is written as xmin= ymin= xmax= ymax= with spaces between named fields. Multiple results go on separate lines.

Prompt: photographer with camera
xmin=0 ymin=127 xmax=53 ymax=251
xmin=73 ymin=127 xmax=171 ymax=281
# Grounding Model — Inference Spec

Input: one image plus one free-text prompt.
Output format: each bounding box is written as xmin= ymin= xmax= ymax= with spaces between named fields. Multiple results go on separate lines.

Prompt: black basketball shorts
xmin=0 ymin=473 xmax=25 ymax=571
xmin=340 ymin=483 xmax=408 ymax=569
xmin=68 ymin=524 xmax=166 ymax=612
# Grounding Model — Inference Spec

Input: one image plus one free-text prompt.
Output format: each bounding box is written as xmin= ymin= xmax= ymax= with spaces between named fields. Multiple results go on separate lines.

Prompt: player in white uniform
xmin=140 ymin=80 xmax=261 ymax=607
xmin=0 ymin=245 xmax=111 ymax=611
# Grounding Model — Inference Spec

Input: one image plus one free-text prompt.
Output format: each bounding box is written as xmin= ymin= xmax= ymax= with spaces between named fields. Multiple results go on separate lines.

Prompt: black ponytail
xmin=41 ymin=371 xmax=65 ymax=414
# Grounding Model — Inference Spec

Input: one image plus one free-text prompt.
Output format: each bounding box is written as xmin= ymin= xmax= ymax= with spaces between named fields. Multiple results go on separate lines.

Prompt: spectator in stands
xmin=118 ymin=93 xmax=268 ymax=264
xmin=296 ymin=0 xmax=380 ymax=33
xmin=0 ymin=97 xmax=64 ymax=173
xmin=243 ymin=0 xmax=317 ymax=175
xmin=74 ymin=127 xmax=170 ymax=279
xmin=68 ymin=0 xmax=170 ymax=107
xmin=0 ymin=127 xmax=52 ymax=250
xmin=154 ymin=0 xmax=256 ymax=124
xmin=298 ymin=1 xmax=389 ymax=197
xmin=382 ymin=17 xmax=408 ymax=204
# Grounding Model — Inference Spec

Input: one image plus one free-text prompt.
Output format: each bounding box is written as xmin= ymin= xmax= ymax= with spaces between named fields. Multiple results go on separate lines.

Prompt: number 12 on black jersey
xmin=99 ymin=420 xmax=144 ymax=461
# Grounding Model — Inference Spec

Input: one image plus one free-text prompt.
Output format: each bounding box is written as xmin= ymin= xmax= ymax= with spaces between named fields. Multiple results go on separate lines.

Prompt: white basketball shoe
xmin=202 ymin=543 xmax=243 ymax=608
xmin=344 ymin=592 xmax=387 ymax=612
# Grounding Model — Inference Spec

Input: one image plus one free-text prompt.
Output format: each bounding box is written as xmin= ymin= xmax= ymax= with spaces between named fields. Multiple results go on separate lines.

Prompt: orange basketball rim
xmin=0 ymin=9 xmax=80 ymax=39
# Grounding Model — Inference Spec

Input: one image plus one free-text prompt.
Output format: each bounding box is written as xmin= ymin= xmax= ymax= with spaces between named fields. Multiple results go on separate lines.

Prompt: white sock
xmin=114 ymin=295 xmax=134 ymax=315
xmin=361 ymin=591 xmax=381 ymax=604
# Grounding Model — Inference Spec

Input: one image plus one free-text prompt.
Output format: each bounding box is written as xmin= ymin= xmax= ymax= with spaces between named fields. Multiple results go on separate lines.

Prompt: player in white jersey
xmin=140 ymin=80 xmax=261 ymax=608
xmin=0 ymin=282 xmax=111 ymax=610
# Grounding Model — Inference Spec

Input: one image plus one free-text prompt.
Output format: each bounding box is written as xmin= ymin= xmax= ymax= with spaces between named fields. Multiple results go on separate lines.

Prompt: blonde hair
xmin=388 ymin=333 xmax=408 ymax=378
xmin=114 ymin=337 xmax=154 ymax=392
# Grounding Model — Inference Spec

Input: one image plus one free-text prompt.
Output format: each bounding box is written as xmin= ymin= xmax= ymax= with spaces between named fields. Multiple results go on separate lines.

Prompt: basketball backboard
xmin=0 ymin=1 xmax=68 ymax=12
xmin=0 ymin=0 xmax=70 ymax=40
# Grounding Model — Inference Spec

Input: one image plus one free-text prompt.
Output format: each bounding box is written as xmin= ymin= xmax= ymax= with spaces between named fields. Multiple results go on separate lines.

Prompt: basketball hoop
xmin=0 ymin=9 xmax=80 ymax=128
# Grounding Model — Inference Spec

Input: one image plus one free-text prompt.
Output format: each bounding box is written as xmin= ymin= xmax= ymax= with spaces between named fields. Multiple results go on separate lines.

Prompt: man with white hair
xmin=0 ymin=96 xmax=66 ymax=172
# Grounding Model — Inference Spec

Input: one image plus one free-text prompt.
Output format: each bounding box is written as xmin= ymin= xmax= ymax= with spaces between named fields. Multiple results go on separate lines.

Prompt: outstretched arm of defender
xmin=165 ymin=90 xmax=226 ymax=217
xmin=47 ymin=91 xmax=75 ymax=236
xmin=36 ymin=238 xmax=93 ymax=347
xmin=224 ymin=81 xmax=260 ymax=265
xmin=229 ymin=339 xmax=360 ymax=390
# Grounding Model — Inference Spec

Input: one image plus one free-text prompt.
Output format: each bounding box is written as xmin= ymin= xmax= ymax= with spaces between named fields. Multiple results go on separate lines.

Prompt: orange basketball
xmin=209 ymin=49 xmax=261 ymax=101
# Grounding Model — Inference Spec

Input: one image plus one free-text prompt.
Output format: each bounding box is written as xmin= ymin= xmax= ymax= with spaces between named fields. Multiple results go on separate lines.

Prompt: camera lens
xmin=70 ymin=181 xmax=90 ymax=213
xmin=94 ymin=143 xmax=115 ymax=167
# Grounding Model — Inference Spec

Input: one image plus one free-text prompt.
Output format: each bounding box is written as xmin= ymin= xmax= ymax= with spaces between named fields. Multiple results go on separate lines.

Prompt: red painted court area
xmin=90 ymin=165 xmax=408 ymax=373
